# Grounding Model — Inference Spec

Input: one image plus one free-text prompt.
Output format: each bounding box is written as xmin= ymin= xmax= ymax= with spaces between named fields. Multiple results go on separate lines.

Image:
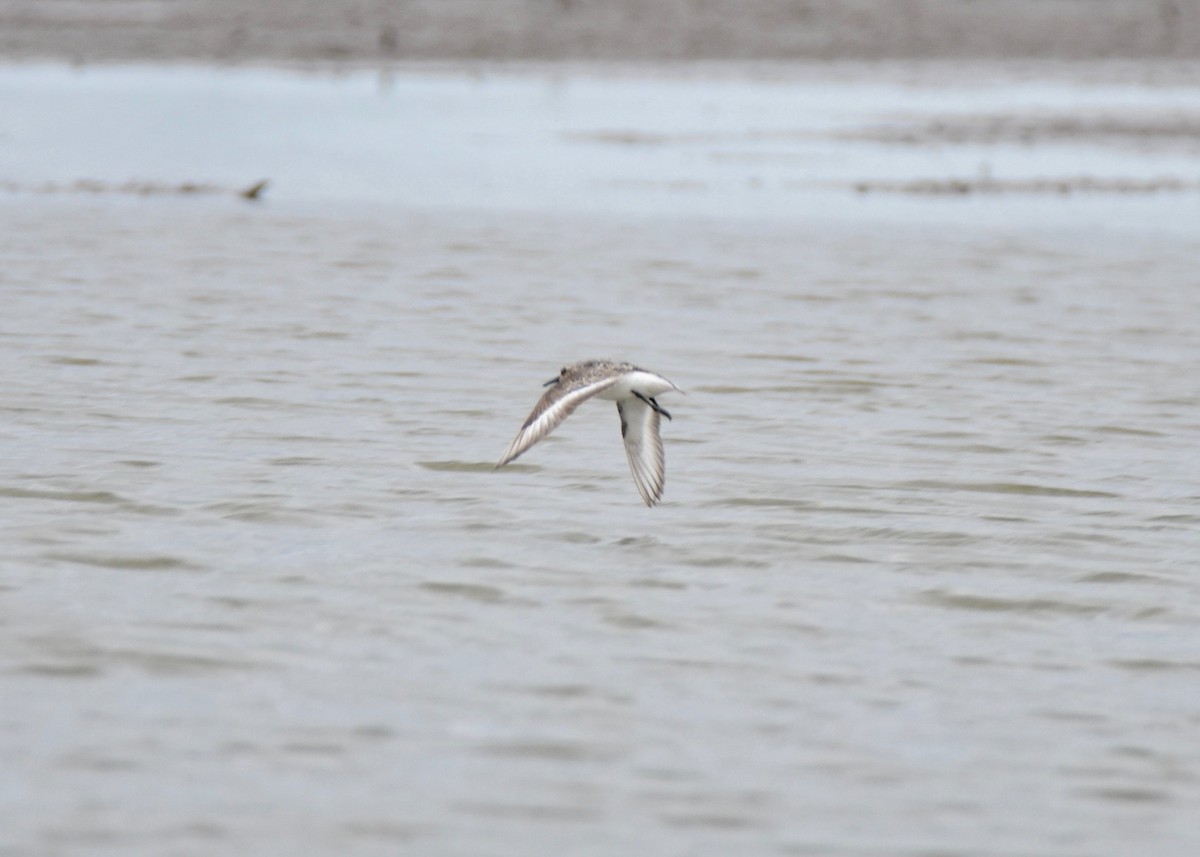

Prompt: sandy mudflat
xmin=1 ymin=0 xmax=1199 ymax=63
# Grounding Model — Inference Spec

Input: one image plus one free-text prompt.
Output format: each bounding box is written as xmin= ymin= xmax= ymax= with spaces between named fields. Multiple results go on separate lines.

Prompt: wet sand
xmin=2 ymin=0 xmax=1199 ymax=64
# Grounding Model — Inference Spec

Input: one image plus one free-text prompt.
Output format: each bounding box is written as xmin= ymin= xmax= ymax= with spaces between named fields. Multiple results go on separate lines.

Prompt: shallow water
xmin=2 ymin=65 xmax=1199 ymax=857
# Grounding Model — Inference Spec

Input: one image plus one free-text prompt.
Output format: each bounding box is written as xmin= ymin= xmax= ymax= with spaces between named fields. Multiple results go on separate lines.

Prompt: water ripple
xmin=0 ymin=486 xmax=126 ymax=504
xmin=921 ymin=590 xmax=1108 ymax=615
xmin=899 ymin=480 xmax=1119 ymax=499
xmin=42 ymin=553 xmax=201 ymax=572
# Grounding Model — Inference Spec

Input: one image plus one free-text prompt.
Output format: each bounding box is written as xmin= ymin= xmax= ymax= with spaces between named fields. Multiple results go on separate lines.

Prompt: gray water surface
xmin=2 ymin=65 xmax=1199 ymax=857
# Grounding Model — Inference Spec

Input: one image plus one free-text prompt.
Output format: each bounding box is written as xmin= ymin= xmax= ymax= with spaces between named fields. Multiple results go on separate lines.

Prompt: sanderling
xmin=496 ymin=360 xmax=682 ymax=506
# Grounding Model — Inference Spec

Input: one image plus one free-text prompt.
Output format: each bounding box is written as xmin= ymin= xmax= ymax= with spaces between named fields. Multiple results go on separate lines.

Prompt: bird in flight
xmin=497 ymin=360 xmax=682 ymax=506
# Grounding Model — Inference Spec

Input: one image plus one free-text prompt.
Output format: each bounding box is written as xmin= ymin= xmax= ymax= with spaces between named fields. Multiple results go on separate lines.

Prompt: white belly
xmin=597 ymin=370 xmax=678 ymax=401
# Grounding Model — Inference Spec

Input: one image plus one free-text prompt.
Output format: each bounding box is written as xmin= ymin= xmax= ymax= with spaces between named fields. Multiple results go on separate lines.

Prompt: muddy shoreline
xmin=2 ymin=0 xmax=1199 ymax=64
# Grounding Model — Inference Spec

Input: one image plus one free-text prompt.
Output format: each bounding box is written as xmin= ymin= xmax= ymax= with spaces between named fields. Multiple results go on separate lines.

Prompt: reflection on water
xmin=1 ymin=65 xmax=1199 ymax=857
xmin=3 ymin=62 xmax=1200 ymax=229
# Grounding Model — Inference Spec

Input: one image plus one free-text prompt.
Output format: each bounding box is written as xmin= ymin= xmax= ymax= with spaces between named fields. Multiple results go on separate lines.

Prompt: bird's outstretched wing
xmin=616 ymin=398 xmax=665 ymax=507
xmin=497 ymin=374 xmax=624 ymax=467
